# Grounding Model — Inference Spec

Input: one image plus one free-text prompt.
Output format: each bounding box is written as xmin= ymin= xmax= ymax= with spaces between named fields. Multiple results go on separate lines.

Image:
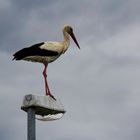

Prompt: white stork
xmin=13 ymin=25 xmax=80 ymax=100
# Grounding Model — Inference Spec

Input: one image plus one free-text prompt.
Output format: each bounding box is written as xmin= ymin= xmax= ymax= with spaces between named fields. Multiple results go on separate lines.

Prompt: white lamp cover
xmin=36 ymin=113 xmax=64 ymax=121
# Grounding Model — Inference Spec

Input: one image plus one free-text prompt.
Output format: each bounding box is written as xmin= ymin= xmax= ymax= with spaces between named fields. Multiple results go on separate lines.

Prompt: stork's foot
xmin=50 ymin=94 xmax=56 ymax=100
xmin=47 ymin=93 xmax=56 ymax=100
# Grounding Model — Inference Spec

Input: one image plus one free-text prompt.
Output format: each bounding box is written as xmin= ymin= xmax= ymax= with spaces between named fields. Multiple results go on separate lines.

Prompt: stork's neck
xmin=63 ymin=30 xmax=70 ymax=51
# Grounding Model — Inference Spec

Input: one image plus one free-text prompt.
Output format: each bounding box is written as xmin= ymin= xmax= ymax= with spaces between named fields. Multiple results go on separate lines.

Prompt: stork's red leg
xmin=43 ymin=64 xmax=56 ymax=100
xmin=43 ymin=64 xmax=49 ymax=94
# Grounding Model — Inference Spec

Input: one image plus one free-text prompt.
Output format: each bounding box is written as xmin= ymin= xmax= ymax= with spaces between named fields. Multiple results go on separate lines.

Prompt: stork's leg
xmin=43 ymin=64 xmax=50 ymax=94
xmin=43 ymin=64 xmax=56 ymax=100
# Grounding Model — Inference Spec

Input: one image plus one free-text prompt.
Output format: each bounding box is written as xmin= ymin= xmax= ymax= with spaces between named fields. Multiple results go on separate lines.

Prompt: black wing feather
xmin=13 ymin=42 xmax=58 ymax=60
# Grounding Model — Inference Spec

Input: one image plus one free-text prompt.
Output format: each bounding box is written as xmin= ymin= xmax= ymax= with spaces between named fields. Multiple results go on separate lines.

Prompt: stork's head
xmin=63 ymin=25 xmax=80 ymax=49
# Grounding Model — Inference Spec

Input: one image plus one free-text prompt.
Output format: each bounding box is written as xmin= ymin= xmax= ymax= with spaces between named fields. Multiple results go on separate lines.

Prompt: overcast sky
xmin=0 ymin=0 xmax=140 ymax=140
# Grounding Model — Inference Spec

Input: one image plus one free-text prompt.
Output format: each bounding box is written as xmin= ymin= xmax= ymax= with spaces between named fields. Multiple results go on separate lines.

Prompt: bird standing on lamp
xmin=13 ymin=25 xmax=80 ymax=100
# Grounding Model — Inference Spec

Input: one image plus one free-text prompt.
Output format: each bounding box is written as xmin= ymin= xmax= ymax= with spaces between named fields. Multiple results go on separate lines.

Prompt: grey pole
xmin=27 ymin=108 xmax=36 ymax=140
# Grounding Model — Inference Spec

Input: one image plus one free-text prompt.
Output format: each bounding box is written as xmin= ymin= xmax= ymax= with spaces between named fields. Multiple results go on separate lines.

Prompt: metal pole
xmin=27 ymin=108 xmax=36 ymax=140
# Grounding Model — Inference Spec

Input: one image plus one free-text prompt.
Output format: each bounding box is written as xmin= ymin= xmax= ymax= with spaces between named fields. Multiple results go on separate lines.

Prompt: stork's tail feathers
xmin=12 ymin=53 xmax=20 ymax=60
xmin=13 ymin=48 xmax=29 ymax=60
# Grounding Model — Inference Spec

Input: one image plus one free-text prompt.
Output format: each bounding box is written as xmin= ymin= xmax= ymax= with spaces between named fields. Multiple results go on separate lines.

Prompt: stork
xmin=13 ymin=25 xmax=80 ymax=100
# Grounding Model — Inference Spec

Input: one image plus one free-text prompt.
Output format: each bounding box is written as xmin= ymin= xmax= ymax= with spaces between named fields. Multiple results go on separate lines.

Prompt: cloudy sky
xmin=1 ymin=0 xmax=140 ymax=140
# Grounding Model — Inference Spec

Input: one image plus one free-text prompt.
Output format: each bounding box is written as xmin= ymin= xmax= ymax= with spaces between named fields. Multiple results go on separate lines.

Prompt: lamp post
xmin=21 ymin=94 xmax=66 ymax=140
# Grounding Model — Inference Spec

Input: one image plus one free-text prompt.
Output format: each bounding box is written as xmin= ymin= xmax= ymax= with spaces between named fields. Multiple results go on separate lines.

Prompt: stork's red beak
xmin=69 ymin=31 xmax=80 ymax=49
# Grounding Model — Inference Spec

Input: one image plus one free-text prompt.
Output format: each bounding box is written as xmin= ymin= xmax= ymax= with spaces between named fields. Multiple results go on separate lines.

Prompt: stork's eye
xmin=67 ymin=27 xmax=73 ymax=34
xmin=69 ymin=27 xmax=73 ymax=32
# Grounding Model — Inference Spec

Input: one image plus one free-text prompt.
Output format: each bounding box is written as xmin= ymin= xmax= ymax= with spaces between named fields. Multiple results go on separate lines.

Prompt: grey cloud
xmin=1 ymin=0 xmax=140 ymax=52
xmin=1 ymin=0 xmax=140 ymax=140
